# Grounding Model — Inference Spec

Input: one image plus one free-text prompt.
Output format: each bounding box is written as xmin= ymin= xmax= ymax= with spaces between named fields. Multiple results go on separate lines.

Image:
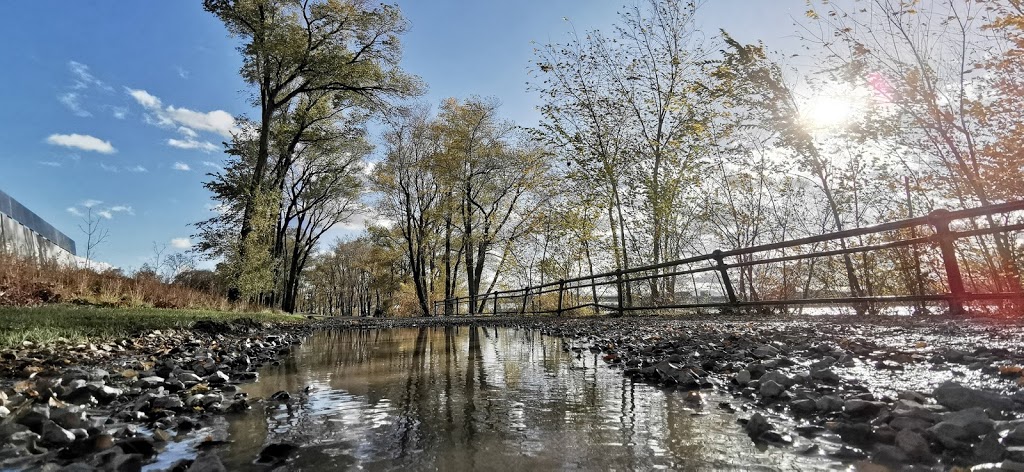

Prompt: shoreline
xmin=2 ymin=314 xmax=1023 ymax=470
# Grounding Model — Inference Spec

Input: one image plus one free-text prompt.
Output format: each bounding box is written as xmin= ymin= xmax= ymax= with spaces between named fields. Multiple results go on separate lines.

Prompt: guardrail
xmin=434 ymin=201 xmax=1024 ymax=317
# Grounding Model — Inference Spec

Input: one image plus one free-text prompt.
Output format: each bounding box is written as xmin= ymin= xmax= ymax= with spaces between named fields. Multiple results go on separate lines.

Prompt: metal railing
xmin=434 ymin=201 xmax=1024 ymax=317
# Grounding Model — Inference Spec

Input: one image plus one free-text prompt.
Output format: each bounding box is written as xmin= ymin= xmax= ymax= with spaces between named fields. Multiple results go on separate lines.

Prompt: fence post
xmin=493 ymin=292 xmax=499 ymax=316
xmin=930 ymin=209 xmax=966 ymax=316
xmin=557 ymin=280 xmax=566 ymax=316
xmin=713 ymin=250 xmax=739 ymax=307
xmin=615 ymin=270 xmax=625 ymax=317
xmin=520 ymin=288 xmax=530 ymax=315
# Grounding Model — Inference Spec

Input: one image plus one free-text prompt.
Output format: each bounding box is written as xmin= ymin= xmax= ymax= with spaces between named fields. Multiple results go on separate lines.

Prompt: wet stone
xmin=933 ymin=382 xmax=1015 ymax=412
xmin=895 ymin=429 xmax=932 ymax=463
xmin=187 ymin=451 xmax=226 ymax=472
xmin=816 ymin=395 xmax=843 ymax=413
xmin=759 ymin=380 xmax=785 ymax=399
xmin=975 ymin=432 xmax=1006 ymax=463
xmin=41 ymin=420 xmax=75 ymax=446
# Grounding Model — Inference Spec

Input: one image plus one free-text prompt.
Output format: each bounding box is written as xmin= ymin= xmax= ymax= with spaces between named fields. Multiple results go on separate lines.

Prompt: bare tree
xmin=77 ymin=207 xmax=110 ymax=269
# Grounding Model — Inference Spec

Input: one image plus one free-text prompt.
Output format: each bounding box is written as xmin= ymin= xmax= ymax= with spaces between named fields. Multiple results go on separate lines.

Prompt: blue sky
xmin=0 ymin=1 xmax=803 ymax=270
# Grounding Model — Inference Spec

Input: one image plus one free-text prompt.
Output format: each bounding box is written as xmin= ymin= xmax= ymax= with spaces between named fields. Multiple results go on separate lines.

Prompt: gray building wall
xmin=0 ymin=189 xmax=78 ymax=264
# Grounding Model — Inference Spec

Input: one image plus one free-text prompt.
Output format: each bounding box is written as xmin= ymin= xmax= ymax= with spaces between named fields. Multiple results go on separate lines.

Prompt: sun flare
xmin=802 ymin=95 xmax=857 ymax=129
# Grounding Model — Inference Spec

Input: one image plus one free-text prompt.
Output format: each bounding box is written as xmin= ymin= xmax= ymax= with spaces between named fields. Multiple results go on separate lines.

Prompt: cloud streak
xmin=46 ymin=133 xmax=116 ymax=154
xmin=127 ymin=88 xmax=235 ymax=138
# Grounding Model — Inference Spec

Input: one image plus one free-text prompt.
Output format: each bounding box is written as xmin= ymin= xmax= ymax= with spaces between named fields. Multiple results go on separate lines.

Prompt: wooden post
xmin=615 ymin=270 xmax=625 ymax=317
xmin=556 ymin=280 xmax=566 ymax=317
xmin=520 ymin=288 xmax=530 ymax=315
xmin=931 ymin=209 xmax=966 ymax=316
xmin=493 ymin=292 xmax=499 ymax=316
xmin=713 ymin=250 xmax=739 ymax=307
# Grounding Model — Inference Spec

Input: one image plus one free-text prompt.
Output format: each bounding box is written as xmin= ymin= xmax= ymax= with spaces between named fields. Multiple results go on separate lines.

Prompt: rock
xmin=117 ymin=436 xmax=156 ymax=456
xmin=137 ymin=376 xmax=165 ymax=389
xmin=152 ymin=396 xmax=183 ymax=411
xmin=207 ymin=371 xmax=230 ymax=384
xmin=752 ymin=344 xmax=780 ymax=359
xmin=1009 ymin=447 xmax=1024 ymax=462
xmin=810 ymin=368 xmax=841 ymax=383
xmin=897 ymin=390 xmax=928 ymax=404
xmin=933 ymin=382 xmax=1015 ymax=412
xmin=109 ymin=452 xmax=144 ymax=472
xmin=873 ymin=444 xmax=910 ymax=465
xmin=759 ymin=380 xmax=785 ymax=398
xmin=50 ymin=407 xmax=86 ymax=430
xmin=791 ymin=399 xmax=817 ymax=415
xmin=845 ymin=399 xmax=885 ymax=417
xmin=976 ymin=432 xmax=1006 ymax=463
xmin=761 ymin=371 xmax=795 ymax=388
xmin=17 ymin=404 xmax=51 ymax=433
xmin=836 ymin=422 xmax=873 ymax=446
xmin=816 ymin=395 xmax=844 ymax=413
xmin=269 ymin=391 xmax=290 ymax=401
xmin=257 ymin=443 xmax=297 ymax=464
xmin=41 ymin=420 xmax=75 ymax=446
xmin=734 ymin=370 xmax=751 ymax=386
xmin=1008 ymin=425 xmax=1024 ymax=446
xmin=176 ymin=372 xmax=202 ymax=383
xmin=188 ymin=451 xmax=226 ymax=472
xmin=889 ymin=416 xmax=933 ymax=431
xmin=0 ymin=405 xmax=9 ymax=418
xmin=1001 ymin=460 xmax=1024 ymax=472
xmin=942 ymin=407 xmax=995 ymax=437
xmin=895 ymin=429 xmax=932 ymax=463
xmin=745 ymin=413 xmax=773 ymax=438
xmin=153 ymin=429 xmax=172 ymax=443
xmin=926 ymin=422 xmax=971 ymax=450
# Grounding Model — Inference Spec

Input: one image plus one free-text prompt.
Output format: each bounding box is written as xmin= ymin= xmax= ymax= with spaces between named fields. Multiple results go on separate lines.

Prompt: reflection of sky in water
xmin=202 ymin=327 xmax=848 ymax=471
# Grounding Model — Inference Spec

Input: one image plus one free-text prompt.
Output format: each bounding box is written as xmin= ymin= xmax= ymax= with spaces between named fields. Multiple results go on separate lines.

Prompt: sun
xmin=802 ymin=95 xmax=856 ymax=129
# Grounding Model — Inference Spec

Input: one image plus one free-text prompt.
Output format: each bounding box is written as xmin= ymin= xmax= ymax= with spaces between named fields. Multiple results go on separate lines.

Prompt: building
xmin=0 ymin=189 xmax=78 ymax=264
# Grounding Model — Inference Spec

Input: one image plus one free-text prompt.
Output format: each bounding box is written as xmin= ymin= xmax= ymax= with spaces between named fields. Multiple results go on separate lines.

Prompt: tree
xmin=77 ymin=207 xmax=110 ymax=269
xmin=204 ymin=0 xmax=420 ymax=274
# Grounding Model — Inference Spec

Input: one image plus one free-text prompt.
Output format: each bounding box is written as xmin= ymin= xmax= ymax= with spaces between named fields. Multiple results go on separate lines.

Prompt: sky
xmin=0 ymin=1 xmax=806 ymax=271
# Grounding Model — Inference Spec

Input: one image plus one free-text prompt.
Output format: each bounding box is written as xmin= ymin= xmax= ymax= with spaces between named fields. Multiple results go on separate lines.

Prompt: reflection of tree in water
xmin=221 ymin=327 xmax=815 ymax=470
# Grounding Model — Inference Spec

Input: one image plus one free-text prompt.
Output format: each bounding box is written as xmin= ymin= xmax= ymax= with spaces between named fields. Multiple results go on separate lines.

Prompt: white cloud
xmin=109 ymin=205 xmax=134 ymax=215
xmin=46 ymin=133 xmax=116 ymax=154
xmin=81 ymin=199 xmax=102 ymax=208
xmin=176 ymin=66 xmax=189 ymax=79
xmin=170 ymin=237 xmax=191 ymax=249
xmin=201 ymin=161 xmax=222 ymax=170
xmin=126 ymin=88 xmax=235 ymax=138
xmin=100 ymin=163 xmax=119 ymax=172
xmin=128 ymin=165 xmax=148 ymax=173
xmin=68 ymin=61 xmax=111 ymax=91
xmin=111 ymin=107 xmax=127 ymax=119
xmin=39 ymin=161 xmax=62 ymax=167
xmin=172 ymin=162 xmax=191 ymax=171
xmin=168 ymin=138 xmax=219 ymax=152
xmin=66 ymin=207 xmax=83 ymax=217
xmin=127 ymin=88 xmax=161 ymax=109
xmin=96 ymin=210 xmax=113 ymax=219
xmin=177 ymin=126 xmax=197 ymax=139
xmin=59 ymin=92 xmax=91 ymax=117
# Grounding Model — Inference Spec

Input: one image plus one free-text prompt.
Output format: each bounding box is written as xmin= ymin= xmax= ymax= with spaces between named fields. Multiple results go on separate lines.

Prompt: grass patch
xmin=0 ymin=305 xmax=304 ymax=348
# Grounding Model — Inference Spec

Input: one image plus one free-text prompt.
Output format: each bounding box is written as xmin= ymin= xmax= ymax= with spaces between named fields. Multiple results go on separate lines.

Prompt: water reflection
xmin=221 ymin=327 xmax=838 ymax=471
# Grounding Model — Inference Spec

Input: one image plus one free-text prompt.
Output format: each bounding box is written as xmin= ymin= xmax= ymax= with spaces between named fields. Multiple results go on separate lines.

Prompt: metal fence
xmin=0 ymin=189 xmax=76 ymax=255
xmin=435 ymin=201 xmax=1024 ymax=317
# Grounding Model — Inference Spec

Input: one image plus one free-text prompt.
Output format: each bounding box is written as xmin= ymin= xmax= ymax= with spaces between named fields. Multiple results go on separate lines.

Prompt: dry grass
xmin=0 ymin=251 xmax=236 ymax=311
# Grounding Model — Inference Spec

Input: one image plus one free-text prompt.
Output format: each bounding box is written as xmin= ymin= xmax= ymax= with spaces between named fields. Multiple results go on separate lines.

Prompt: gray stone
xmin=895 ymin=429 xmax=932 ymax=462
xmin=41 ymin=420 xmax=75 ymax=446
xmin=927 ymin=421 xmax=971 ymax=450
xmin=745 ymin=413 xmax=772 ymax=438
xmin=791 ymin=399 xmax=817 ymax=415
xmin=187 ymin=451 xmax=226 ymax=472
xmin=760 ymin=380 xmax=785 ymax=398
xmin=151 ymin=396 xmax=183 ymax=410
xmin=1010 ymin=447 xmax=1024 ymax=463
xmin=753 ymin=344 xmax=780 ymax=359
xmin=16 ymin=404 xmax=50 ymax=433
xmin=873 ymin=444 xmax=910 ymax=465
xmin=933 ymin=382 xmax=1015 ymax=412
xmin=1007 ymin=425 xmax=1024 ymax=446
xmin=889 ymin=416 xmax=933 ymax=431
xmin=50 ymin=407 xmax=86 ymax=430
xmin=137 ymin=376 xmax=165 ymax=389
xmin=976 ymin=432 xmax=1006 ymax=463
xmin=815 ymin=395 xmax=843 ymax=413
xmin=176 ymin=372 xmax=202 ymax=383
xmin=836 ymin=422 xmax=873 ymax=446
xmin=810 ymin=368 xmax=841 ymax=383
xmin=207 ymin=371 xmax=230 ymax=384
xmin=845 ymin=399 xmax=885 ymax=417
xmin=942 ymin=407 xmax=994 ymax=437
xmin=761 ymin=371 xmax=795 ymax=388
xmin=1000 ymin=460 xmax=1024 ymax=472
xmin=734 ymin=369 xmax=751 ymax=386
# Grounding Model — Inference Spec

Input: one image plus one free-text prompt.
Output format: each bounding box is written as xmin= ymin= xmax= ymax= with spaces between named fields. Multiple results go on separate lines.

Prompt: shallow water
xmin=214 ymin=326 xmax=843 ymax=471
